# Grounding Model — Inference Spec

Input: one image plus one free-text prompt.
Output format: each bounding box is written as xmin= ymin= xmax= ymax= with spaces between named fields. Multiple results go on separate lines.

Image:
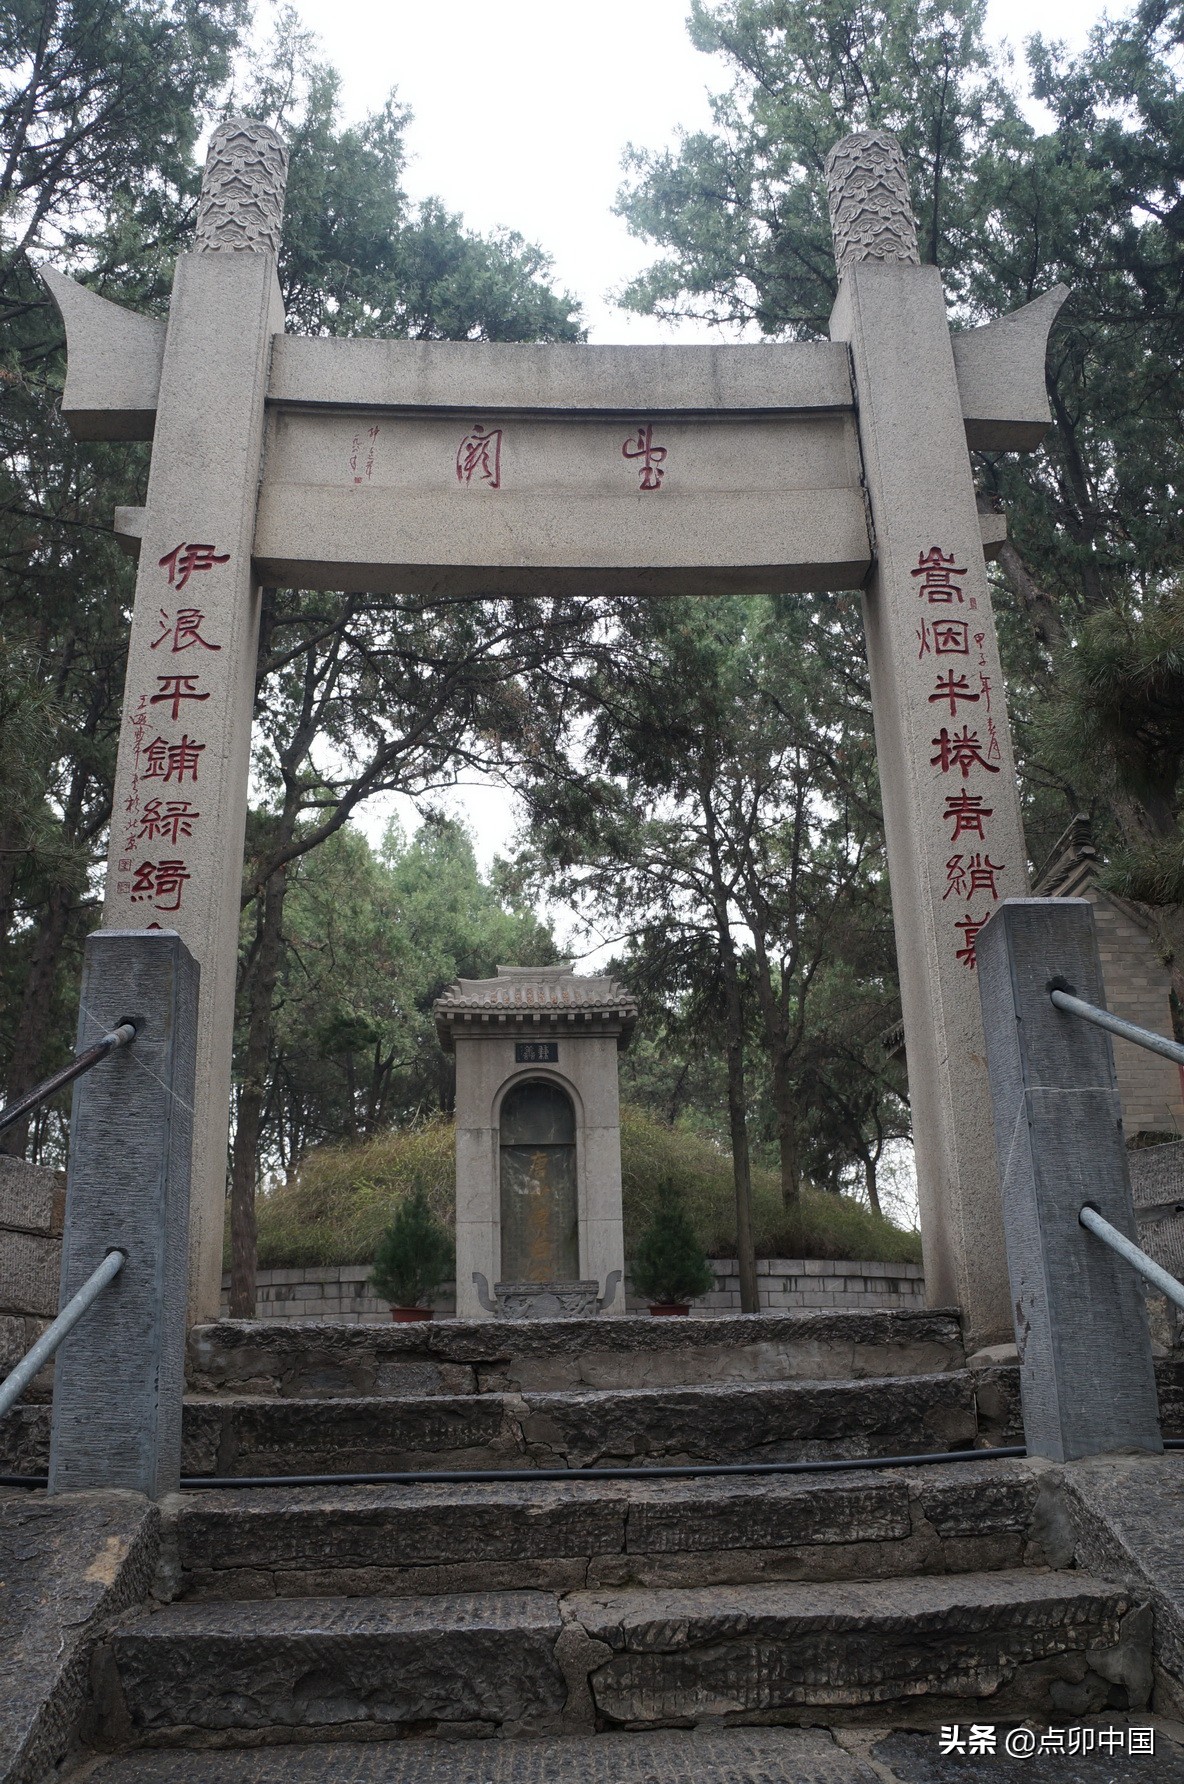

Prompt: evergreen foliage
xmin=614 ymin=0 xmax=1184 ymax=1015
xmin=369 ymin=1183 xmax=454 ymax=1309
xmin=629 ymin=1177 xmax=716 ymax=1306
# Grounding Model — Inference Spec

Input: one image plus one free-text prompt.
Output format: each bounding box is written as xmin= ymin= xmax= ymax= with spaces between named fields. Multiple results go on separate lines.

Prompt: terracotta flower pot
xmin=649 ymin=1302 xmax=690 ymax=1317
xmin=390 ymin=1306 xmax=434 ymax=1322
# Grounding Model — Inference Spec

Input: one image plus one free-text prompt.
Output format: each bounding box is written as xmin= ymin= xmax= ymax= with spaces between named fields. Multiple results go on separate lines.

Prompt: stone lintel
xmin=267 ymin=335 xmax=855 ymax=416
xmin=46 ymin=274 xmax=1061 ymax=465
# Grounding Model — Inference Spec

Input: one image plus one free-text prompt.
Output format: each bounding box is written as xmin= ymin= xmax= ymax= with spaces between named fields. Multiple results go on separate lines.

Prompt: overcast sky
xmin=282 ymin=0 xmax=1121 ymax=895
xmin=288 ymin=0 xmax=1118 ymax=347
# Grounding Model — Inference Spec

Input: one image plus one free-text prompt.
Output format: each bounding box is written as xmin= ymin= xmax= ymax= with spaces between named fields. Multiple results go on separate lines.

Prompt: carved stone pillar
xmin=101 ymin=120 xmax=288 ymax=1323
xmin=826 ymin=130 xmax=1028 ymax=1348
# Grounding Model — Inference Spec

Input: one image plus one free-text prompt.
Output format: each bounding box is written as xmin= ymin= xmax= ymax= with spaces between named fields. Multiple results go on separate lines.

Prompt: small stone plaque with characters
xmin=515 ymin=1041 xmax=558 ymax=1064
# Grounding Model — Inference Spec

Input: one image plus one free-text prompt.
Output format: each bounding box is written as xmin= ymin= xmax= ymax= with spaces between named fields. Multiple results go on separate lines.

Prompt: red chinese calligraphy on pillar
xmin=151 ymin=607 xmax=221 ymax=652
xmin=150 ymin=675 xmax=210 ymax=721
xmin=917 ymin=618 xmax=971 ymax=659
xmin=942 ymin=792 xmax=994 ymax=841
xmin=928 ymin=672 xmax=980 ymax=716
xmin=138 ymin=799 xmax=200 ymax=845
xmin=953 ymin=910 xmax=992 ymax=969
xmin=911 ymin=545 xmax=967 ymax=603
xmin=130 ymin=858 xmax=191 ymax=912
xmin=943 ymin=854 xmax=1006 ymax=901
xmin=930 ymin=726 xmax=1001 ymax=779
xmin=158 ymin=543 xmax=230 ymax=590
xmin=142 ymin=734 xmax=206 ymax=784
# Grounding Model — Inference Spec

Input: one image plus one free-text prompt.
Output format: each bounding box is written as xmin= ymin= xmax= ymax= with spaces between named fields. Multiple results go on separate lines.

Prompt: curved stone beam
xmin=953 ymin=285 xmax=1070 ymax=451
xmin=38 ymin=265 xmax=165 ymax=441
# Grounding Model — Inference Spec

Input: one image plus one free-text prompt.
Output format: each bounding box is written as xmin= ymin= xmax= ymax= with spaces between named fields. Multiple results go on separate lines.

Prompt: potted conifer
xmin=631 ymin=1178 xmax=715 ymax=1315
xmin=370 ymin=1185 xmax=454 ymax=1321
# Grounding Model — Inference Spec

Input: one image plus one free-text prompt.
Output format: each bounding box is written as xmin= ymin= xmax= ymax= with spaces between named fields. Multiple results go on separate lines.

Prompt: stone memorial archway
xmin=45 ymin=119 xmax=1067 ymax=1347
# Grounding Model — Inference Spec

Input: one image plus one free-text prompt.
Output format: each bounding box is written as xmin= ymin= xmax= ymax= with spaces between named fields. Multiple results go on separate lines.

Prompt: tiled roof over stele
xmin=434 ymin=964 xmax=637 ymax=1050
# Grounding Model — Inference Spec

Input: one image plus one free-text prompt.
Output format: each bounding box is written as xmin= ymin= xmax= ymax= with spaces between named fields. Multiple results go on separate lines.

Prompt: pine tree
xmin=369 ymin=1186 xmax=454 ymax=1309
xmin=631 ymin=1178 xmax=715 ymax=1307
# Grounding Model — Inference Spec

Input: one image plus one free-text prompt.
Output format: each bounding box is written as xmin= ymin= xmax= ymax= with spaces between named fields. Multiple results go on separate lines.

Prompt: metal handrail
xmin=1051 ymin=985 xmax=1184 ymax=1304
xmin=1050 ymin=986 xmax=1184 ymax=1069
xmin=0 ymin=1248 xmax=125 ymax=1419
xmin=0 ymin=1022 xmax=137 ymax=1134
xmin=1079 ymin=1205 xmax=1184 ymax=1312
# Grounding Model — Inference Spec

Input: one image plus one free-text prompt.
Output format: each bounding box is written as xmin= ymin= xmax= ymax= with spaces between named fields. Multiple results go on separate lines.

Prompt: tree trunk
xmin=769 ymin=1039 xmax=801 ymax=1215
xmin=228 ymin=853 xmax=290 ymax=1318
xmin=720 ymin=949 xmax=759 ymax=1314
xmin=863 ymin=1152 xmax=882 ymax=1217
xmin=698 ymin=769 xmax=760 ymax=1316
xmin=995 ymin=538 xmax=1067 ymax=655
xmin=0 ymin=878 xmax=73 ymax=1156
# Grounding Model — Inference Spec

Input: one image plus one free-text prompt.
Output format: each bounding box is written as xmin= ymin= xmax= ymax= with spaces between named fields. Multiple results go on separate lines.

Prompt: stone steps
xmin=166 ymin=1459 xmax=1044 ymax=1599
xmin=1 ymin=1371 xmax=986 ymax=1479
xmin=185 ymin=1310 xmax=967 ymax=1398
xmin=58 ymin=1726 xmax=932 ymax=1783
xmin=177 ymin=1371 xmax=981 ymax=1477
xmin=10 ymin=1356 xmax=1183 ymax=1476
xmin=100 ymin=1570 xmax=1150 ymax=1744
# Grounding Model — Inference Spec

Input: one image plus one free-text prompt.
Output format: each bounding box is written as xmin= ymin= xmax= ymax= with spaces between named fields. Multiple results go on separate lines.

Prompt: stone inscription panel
xmin=253 ymin=410 xmax=872 ymax=597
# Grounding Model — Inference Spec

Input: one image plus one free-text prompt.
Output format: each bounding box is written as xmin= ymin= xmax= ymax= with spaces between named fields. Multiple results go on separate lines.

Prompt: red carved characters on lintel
xmin=622 ymin=424 xmax=668 ymax=491
xmin=456 ymin=424 xmax=502 ymax=490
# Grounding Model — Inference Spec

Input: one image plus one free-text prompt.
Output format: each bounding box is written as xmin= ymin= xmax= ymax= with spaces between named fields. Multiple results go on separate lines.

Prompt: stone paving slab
xmin=173 ymin=1372 xmax=980 ymax=1477
xmin=1049 ymin=1452 xmax=1184 ymax=1719
xmin=859 ymin=1718 xmax=1184 ymax=1779
xmin=8 ymin=1364 xmax=1183 ymax=1479
xmin=105 ymin=1570 xmax=1150 ymax=1742
xmin=76 ymin=1728 xmax=880 ymax=1783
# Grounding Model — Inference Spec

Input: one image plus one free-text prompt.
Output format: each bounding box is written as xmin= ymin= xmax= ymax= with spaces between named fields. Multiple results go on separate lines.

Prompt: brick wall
xmin=0 ymin=1156 xmax=64 ymax=1393
xmin=220 ymin=1256 xmax=927 ymax=1323
xmin=698 ymin=1257 xmax=926 ymax=1314
xmin=1087 ymin=892 xmax=1184 ymax=1137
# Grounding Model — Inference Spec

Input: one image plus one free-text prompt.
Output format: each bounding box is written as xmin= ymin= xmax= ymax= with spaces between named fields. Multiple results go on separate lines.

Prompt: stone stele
xmin=434 ymin=966 xmax=637 ymax=1320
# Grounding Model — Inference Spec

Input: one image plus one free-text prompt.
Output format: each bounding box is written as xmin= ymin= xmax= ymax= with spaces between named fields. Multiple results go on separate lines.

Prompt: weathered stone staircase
xmin=40 ymin=1310 xmax=1184 ymax=1780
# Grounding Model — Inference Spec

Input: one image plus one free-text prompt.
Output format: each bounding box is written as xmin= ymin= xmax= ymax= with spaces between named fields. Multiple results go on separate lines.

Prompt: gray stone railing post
xmin=976 ymin=897 xmax=1162 ymax=1460
xmin=48 ymin=930 xmax=198 ymax=1496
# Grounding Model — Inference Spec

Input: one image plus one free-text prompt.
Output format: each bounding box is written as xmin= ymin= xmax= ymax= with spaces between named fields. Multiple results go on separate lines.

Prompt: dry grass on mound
xmin=244 ymin=1105 xmax=921 ymax=1272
